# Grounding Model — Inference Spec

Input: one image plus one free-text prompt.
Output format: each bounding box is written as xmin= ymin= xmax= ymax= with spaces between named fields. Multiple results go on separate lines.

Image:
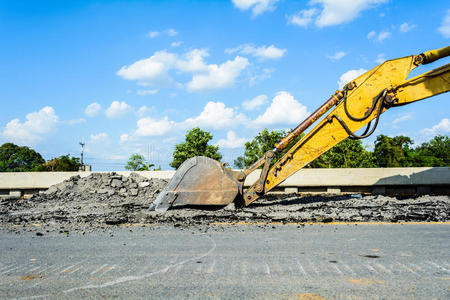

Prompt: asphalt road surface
xmin=0 ymin=223 xmax=449 ymax=299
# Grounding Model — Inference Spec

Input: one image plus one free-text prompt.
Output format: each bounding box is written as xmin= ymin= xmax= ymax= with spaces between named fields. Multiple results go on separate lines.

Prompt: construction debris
xmin=145 ymin=194 xmax=449 ymax=225
xmin=0 ymin=172 xmax=448 ymax=232
xmin=0 ymin=172 xmax=167 ymax=226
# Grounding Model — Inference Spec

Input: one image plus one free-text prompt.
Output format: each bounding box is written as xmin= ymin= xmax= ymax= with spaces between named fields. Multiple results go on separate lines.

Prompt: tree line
xmin=0 ymin=143 xmax=82 ymax=172
xmin=167 ymin=127 xmax=449 ymax=169
xmin=1 ymin=128 xmax=448 ymax=172
xmin=310 ymin=134 xmax=449 ymax=168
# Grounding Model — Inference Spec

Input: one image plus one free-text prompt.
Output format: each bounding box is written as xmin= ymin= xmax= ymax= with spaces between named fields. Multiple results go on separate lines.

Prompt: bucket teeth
xmin=149 ymin=191 xmax=177 ymax=212
xmin=149 ymin=156 xmax=240 ymax=212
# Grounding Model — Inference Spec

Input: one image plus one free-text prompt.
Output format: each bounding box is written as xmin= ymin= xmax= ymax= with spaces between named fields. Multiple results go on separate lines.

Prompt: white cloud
xmin=1 ymin=106 xmax=59 ymax=145
xmin=136 ymin=89 xmax=158 ymax=96
xmin=338 ymin=68 xmax=367 ymax=89
xmin=176 ymin=49 xmax=210 ymax=73
xmin=392 ymin=113 xmax=412 ymax=125
xmin=327 ymin=51 xmax=346 ymax=60
xmin=311 ymin=0 xmax=388 ymax=27
xmin=439 ymin=10 xmax=450 ymax=38
xmin=289 ymin=0 xmax=388 ymax=28
xmin=375 ymin=53 xmax=386 ymax=64
xmin=254 ymin=92 xmax=309 ymax=125
xmin=147 ymin=31 xmax=160 ymax=38
xmin=119 ymin=134 xmax=129 ymax=144
xmin=184 ymin=101 xmax=247 ymax=130
xmin=249 ymin=67 xmax=274 ymax=86
xmin=90 ymin=132 xmax=108 ymax=143
xmin=117 ymin=49 xmax=249 ymax=91
xmin=117 ymin=51 xmax=177 ymax=86
xmin=288 ymin=8 xmax=318 ymax=27
xmin=105 ymin=101 xmax=133 ymax=118
xmin=367 ymin=30 xmax=391 ymax=42
xmin=399 ymin=22 xmax=415 ymax=33
xmin=147 ymin=29 xmax=178 ymax=38
xmin=171 ymin=41 xmax=183 ymax=47
xmin=377 ymin=31 xmax=391 ymax=42
xmin=367 ymin=30 xmax=376 ymax=39
xmin=135 ymin=116 xmax=175 ymax=136
xmin=85 ymin=102 xmax=102 ymax=117
xmin=187 ymin=56 xmax=249 ymax=91
xmin=242 ymin=94 xmax=268 ymax=110
xmin=422 ymin=118 xmax=450 ymax=135
xmin=136 ymin=105 xmax=154 ymax=117
xmin=121 ymin=94 xmax=310 ymax=144
xmin=232 ymin=0 xmax=279 ymax=17
xmin=225 ymin=44 xmax=286 ymax=59
xmin=166 ymin=28 xmax=178 ymax=36
xmin=217 ymin=130 xmax=247 ymax=148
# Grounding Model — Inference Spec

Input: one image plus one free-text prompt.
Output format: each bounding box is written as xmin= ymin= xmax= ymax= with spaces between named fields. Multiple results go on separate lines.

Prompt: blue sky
xmin=1 ymin=0 xmax=449 ymax=170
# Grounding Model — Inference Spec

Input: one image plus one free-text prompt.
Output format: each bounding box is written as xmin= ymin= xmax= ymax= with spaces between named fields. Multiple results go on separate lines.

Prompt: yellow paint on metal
xmin=393 ymin=63 xmax=450 ymax=105
xmin=264 ymin=56 xmax=417 ymax=192
xmin=260 ymin=54 xmax=450 ymax=198
xmin=422 ymin=46 xmax=450 ymax=64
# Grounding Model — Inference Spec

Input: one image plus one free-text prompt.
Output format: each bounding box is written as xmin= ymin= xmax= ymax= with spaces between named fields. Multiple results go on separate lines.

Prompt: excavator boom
xmin=150 ymin=46 xmax=450 ymax=212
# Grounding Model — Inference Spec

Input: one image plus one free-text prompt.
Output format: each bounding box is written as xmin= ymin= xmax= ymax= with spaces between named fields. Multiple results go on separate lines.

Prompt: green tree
xmin=125 ymin=153 xmax=155 ymax=171
xmin=0 ymin=143 xmax=45 ymax=172
xmin=411 ymin=135 xmax=450 ymax=167
xmin=170 ymin=127 xmax=222 ymax=169
xmin=234 ymin=129 xmax=286 ymax=168
xmin=309 ymin=139 xmax=375 ymax=168
xmin=373 ymin=135 xmax=414 ymax=167
xmin=38 ymin=154 xmax=82 ymax=171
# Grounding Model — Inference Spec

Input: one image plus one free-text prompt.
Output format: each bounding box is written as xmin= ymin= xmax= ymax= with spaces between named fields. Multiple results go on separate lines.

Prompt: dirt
xmin=0 ymin=172 xmax=449 ymax=233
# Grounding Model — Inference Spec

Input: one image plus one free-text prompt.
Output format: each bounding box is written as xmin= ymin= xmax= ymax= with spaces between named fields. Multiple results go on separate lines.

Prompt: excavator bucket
xmin=149 ymin=156 xmax=241 ymax=212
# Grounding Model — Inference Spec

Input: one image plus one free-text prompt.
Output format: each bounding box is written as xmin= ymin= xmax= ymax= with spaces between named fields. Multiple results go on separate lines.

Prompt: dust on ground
xmin=0 ymin=172 xmax=449 ymax=233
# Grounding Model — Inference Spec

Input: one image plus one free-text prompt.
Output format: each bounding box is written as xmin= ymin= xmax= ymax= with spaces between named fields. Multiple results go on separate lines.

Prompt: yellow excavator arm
xmin=150 ymin=46 xmax=450 ymax=212
xmin=243 ymin=46 xmax=450 ymax=205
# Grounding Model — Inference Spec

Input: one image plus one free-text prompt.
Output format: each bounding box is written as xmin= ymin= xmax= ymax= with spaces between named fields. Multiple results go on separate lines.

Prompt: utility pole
xmin=79 ymin=142 xmax=85 ymax=166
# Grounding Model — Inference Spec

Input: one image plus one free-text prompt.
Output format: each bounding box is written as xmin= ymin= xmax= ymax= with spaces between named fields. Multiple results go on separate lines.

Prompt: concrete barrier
xmin=244 ymin=167 xmax=450 ymax=186
xmin=0 ymin=167 xmax=449 ymax=197
xmin=0 ymin=171 xmax=174 ymax=198
xmin=244 ymin=167 xmax=450 ymax=195
xmin=0 ymin=171 xmax=174 ymax=190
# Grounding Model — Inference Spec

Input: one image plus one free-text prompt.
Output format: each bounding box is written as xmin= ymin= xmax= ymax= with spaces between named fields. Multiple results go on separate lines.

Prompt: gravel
xmin=0 ymin=172 xmax=448 ymax=232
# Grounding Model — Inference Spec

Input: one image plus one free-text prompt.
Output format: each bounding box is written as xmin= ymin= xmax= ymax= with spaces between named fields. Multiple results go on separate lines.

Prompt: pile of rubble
xmin=0 ymin=172 xmax=448 ymax=230
xmin=0 ymin=172 xmax=167 ymax=226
